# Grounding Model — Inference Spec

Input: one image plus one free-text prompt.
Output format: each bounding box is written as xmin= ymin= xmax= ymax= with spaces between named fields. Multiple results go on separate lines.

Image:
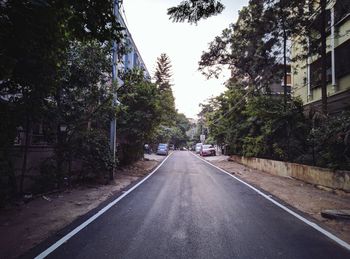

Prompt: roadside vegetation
xmin=0 ymin=2 xmax=190 ymax=206
xmin=151 ymin=53 xmax=191 ymax=148
xmin=169 ymin=0 xmax=350 ymax=170
xmin=198 ymin=88 xmax=350 ymax=170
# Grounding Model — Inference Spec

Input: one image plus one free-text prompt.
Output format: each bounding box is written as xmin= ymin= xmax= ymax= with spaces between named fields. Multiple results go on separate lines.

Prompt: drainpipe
xmin=306 ymin=0 xmax=312 ymax=100
xmin=330 ymin=4 xmax=336 ymax=91
xmin=307 ymin=37 xmax=312 ymax=100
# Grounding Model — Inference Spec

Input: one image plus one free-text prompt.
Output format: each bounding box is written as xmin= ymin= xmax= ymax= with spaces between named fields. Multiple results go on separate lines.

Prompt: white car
xmin=200 ymin=144 xmax=216 ymax=156
xmin=195 ymin=143 xmax=202 ymax=154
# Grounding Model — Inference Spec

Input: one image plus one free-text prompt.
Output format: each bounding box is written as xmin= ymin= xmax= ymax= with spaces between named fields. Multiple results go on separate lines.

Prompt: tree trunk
xmin=19 ymin=115 xmax=30 ymax=194
xmin=320 ymin=0 xmax=328 ymax=115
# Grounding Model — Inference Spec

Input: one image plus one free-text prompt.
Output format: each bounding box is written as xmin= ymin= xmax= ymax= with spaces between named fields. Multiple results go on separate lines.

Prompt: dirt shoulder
xmin=0 ymin=154 xmax=164 ymax=259
xmin=203 ymin=155 xmax=350 ymax=244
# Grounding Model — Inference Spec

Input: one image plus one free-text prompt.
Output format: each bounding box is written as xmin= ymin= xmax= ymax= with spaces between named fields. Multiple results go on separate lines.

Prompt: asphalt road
xmin=37 ymin=151 xmax=349 ymax=259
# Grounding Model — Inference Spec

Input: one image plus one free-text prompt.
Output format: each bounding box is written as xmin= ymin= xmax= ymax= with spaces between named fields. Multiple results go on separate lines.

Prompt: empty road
xmin=33 ymin=151 xmax=350 ymax=259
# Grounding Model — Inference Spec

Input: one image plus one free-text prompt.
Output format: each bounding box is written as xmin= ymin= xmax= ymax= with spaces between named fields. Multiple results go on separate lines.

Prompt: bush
xmin=307 ymin=111 xmax=350 ymax=170
xmin=71 ymin=129 xmax=115 ymax=180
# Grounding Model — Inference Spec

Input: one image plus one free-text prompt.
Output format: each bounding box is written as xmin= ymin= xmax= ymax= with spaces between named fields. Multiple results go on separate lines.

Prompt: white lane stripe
xmin=191 ymin=152 xmax=350 ymax=251
xmin=35 ymin=153 xmax=173 ymax=259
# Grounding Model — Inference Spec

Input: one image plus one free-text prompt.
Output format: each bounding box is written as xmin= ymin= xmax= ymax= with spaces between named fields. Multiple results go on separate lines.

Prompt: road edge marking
xmin=34 ymin=153 xmax=173 ymax=259
xmin=190 ymin=152 xmax=350 ymax=251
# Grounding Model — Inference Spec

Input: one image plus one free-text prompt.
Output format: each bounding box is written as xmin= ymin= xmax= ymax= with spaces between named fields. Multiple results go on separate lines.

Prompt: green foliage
xmin=0 ymin=0 xmax=124 ymax=197
xmin=241 ymin=95 xmax=308 ymax=161
xmin=152 ymin=125 xmax=174 ymax=144
xmin=308 ymin=112 xmax=350 ymax=170
xmin=152 ymin=53 xmax=190 ymax=148
xmin=154 ymin=53 xmax=176 ymax=126
xmin=72 ymin=129 xmax=115 ymax=177
xmin=117 ymin=69 xmax=162 ymax=164
xmin=168 ymin=0 xmax=225 ymax=24
xmin=38 ymin=40 xmax=116 ymax=186
xmin=0 ymin=0 xmax=123 ymax=107
xmin=152 ymin=122 xmax=189 ymax=148
xmin=200 ymin=89 xmax=350 ymax=170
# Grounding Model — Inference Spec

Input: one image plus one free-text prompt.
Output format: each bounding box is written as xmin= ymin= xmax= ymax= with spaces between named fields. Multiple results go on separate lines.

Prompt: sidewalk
xmin=0 ymin=154 xmax=164 ymax=259
xmin=203 ymin=155 xmax=350 ymax=244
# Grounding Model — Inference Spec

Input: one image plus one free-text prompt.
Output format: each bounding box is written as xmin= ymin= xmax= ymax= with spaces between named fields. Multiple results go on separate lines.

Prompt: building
xmin=118 ymin=12 xmax=150 ymax=80
xmin=291 ymin=0 xmax=350 ymax=114
xmin=262 ymin=65 xmax=292 ymax=96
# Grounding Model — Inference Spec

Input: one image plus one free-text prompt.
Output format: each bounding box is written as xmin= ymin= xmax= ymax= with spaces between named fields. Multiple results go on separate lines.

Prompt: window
xmin=335 ymin=39 xmax=350 ymax=78
xmin=310 ymin=53 xmax=331 ymax=89
xmin=335 ymin=0 xmax=350 ymax=25
xmin=310 ymin=39 xmax=350 ymax=89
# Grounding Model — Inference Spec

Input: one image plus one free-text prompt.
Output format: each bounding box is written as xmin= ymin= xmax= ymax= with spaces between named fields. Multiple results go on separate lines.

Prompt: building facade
xmin=291 ymin=0 xmax=350 ymax=114
xmin=118 ymin=11 xmax=150 ymax=80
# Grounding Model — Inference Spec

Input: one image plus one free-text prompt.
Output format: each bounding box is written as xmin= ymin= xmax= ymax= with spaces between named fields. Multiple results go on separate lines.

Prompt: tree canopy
xmin=168 ymin=0 xmax=225 ymax=24
xmin=154 ymin=53 xmax=177 ymax=126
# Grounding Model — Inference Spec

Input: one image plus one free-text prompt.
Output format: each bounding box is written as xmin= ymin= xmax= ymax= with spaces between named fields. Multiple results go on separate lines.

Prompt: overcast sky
xmin=123 ymin=0 xmax=248 ymax=119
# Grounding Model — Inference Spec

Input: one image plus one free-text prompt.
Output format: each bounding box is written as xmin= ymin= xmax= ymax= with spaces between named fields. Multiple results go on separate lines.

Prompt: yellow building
xmin=291 ymin=0 xmax=350 ymax=114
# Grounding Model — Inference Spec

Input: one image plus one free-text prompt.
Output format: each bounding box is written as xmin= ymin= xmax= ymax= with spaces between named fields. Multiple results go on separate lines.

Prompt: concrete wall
xmin=229 ymin=155 xmax=350 ymax=192
xmin=11 ymin=146 xmax=54 ymax=192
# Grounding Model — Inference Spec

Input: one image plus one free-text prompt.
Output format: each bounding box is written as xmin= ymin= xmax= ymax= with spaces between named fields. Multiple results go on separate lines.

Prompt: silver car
xmin=157 ymin=143 xmax=169 ymax=155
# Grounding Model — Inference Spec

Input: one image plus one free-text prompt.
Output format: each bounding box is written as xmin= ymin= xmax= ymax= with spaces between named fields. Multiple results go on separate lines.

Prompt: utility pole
xmin=110 ymin=0 xmax=119 ymax=180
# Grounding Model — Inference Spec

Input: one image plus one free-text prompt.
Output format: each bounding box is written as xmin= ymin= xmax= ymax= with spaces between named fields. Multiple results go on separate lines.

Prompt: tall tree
xmin=264 ymin=0 xmax=308 ymax=109
xmin=117 ymin=69 xmax=162 ymax=164
xmin=154 ymin=53 xmax=176 ymax=125
xmin=199 ymin=1 xmax=280 ymax=91
xmin=0 ymin=0 xmax=124 ymax=194
xmin=154 ymin=53 xmax=173 ymax=91
xmin=168 ymin=0 xmax=225 ymax=24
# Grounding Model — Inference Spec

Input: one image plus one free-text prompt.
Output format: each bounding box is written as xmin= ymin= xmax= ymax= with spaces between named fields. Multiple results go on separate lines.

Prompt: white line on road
xmin=191 ymin=152 xmax=350 ymax=251
xmin=34 ymin=153 xmax=173 ymax=259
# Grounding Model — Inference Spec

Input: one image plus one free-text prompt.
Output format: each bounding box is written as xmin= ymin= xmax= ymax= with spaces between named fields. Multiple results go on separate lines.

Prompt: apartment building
xmin=118 ymin=12 xmax=150 ymax=80
xmin=291 ymin=0 xmax=350 ymax=114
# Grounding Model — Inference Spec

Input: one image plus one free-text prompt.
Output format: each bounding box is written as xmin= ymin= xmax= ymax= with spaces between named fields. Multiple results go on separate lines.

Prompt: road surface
xmin=33 ymin=151 xmax=350 ymax=259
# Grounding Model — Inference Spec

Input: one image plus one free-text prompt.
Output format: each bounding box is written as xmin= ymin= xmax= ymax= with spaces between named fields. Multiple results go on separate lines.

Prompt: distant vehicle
xmin=157 ymin=143 xmax=169 ymax=155
xmin=169 ymin=144 xmax=175 ymax=150
xmin=195 ymin=143 xmax=202 ymax=154
xmin=180 ymin=147 xmax=187 ymax=151
xmin=200 ymin=144 xmax=216 ymax=156
xmin=144 ymin=144 xmax=151 ymax=154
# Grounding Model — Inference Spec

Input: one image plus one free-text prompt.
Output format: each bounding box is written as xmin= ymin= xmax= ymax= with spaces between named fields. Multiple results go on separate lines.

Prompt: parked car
xmin=200 ymin=144 xmax=216 ymax=156
xmin=195 ymin=143 xmax=202 ymax=154
xmin=157 ymin=143 xmax=169 ymax=155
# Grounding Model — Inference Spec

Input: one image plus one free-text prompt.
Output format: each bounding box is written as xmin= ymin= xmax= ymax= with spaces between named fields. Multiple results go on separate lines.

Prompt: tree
xmin=36 ymin=40 xmax=115 ymax=189
xmin=0 ymin=0 xmax=124 ymax=194
xmin=117 ymin=69 xmax=162 ymax=164
xmin=154 ymin=53 xmax=176 ymax=125
xmin=263 ymin=0 xmax=308 ymax=108
xmin=199 ymin=1 xmax=281 ymax=91
xmin=168 ymin=0 xmax=225 ymax=24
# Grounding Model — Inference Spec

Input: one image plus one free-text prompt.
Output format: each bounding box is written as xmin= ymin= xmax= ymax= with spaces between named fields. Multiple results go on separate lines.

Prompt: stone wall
xmin=229 ymin=155 xmax=350 ymax=192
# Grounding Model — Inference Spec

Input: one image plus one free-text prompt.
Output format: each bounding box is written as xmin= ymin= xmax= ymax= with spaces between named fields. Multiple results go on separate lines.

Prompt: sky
xmin=123 ymin=0 xmax=248 ymax=119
